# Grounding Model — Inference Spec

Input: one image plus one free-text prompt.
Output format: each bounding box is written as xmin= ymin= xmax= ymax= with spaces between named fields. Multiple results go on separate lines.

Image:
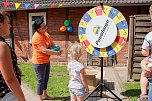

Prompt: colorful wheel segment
xmin=78 ymin=5 xmax=128 ymax=57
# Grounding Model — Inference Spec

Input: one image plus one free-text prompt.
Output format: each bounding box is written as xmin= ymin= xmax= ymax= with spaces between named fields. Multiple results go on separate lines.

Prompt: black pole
xmin=100 ymin=3 xmax=103 ymax=7
xmin=100 ymin=2 xmax=103 ymax=97
xmin=100 ymin=57 xmax=103 ymax=97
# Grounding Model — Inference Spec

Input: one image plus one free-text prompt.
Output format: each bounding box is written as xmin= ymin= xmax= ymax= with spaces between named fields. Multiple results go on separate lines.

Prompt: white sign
xmin=86 ymin=16 xmax=117 ymax=48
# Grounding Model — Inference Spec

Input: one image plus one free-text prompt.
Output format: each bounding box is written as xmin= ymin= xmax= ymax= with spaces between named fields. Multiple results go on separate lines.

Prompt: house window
xmin=29 ymin=12 xmax=46 ymax=43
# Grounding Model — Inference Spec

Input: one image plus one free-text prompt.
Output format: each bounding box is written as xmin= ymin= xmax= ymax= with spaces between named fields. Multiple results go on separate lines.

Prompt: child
xmin=140 ymin=57 xmax=152 ymax=101
xmin=67 ymin=43 xmax=89 ymax=101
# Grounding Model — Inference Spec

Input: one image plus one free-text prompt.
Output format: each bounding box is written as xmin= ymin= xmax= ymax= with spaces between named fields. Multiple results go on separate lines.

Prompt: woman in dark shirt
xmin=0 ymin=12 xmax=25 ymax=101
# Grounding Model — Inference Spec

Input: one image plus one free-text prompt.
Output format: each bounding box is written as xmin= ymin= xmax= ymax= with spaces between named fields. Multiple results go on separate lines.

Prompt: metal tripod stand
xmin=84 ymin=57 xmax=122 ymax=101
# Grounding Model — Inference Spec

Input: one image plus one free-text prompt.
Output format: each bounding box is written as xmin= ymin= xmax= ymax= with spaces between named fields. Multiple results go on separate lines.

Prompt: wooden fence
xmin=128 ymin=15 xmax=152 ymax=80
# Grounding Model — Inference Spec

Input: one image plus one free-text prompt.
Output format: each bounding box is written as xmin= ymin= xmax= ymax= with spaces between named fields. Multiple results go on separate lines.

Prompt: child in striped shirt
xmin=67 ymin=43 xmax=89 ymax=101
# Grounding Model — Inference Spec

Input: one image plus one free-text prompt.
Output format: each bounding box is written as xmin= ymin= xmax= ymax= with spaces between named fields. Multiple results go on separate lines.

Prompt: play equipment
xmin=67 ymin=25 xmax=73 ymax=32
xmin=64 ymin=20 xmax=70 ymax=26
xmin=60 ymin=20 xmax=73 ymax=33
xmin=49 ymin=45 xmax=60 ymax=51
xmin=78 ymin=5 xmax=128 ymax=57
xmin=78 ymin=4 xmax=128 ymax=101
xmin=60 ymin=26 xmax=66 ymax=32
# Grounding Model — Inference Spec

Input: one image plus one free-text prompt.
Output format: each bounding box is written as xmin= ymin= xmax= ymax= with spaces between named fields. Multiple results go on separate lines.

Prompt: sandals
xmin=42 ymin=95 xmax=54 ymax=100
xmin=137 ymin=94 xmax=148 ymax=101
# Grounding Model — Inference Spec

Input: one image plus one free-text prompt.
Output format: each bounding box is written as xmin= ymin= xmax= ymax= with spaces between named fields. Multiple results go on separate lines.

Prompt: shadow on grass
xmin=120 ymin=89 xmax=140 ymax=97
xmin=53 ymin=96 xmax=70 ymax=101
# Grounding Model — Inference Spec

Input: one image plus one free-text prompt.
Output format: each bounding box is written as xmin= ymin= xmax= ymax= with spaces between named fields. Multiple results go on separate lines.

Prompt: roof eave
xmin=1 ymin=3 xmax=151 ymax=12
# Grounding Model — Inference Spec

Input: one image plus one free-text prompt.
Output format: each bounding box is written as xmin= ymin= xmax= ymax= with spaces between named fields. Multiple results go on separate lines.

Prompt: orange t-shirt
xmin=31 ymin=31 xmax=52 ymax=64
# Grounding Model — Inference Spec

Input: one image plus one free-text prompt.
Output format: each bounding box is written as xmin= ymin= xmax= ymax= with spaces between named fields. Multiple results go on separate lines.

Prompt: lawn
xmin=19 ymin=63 xmax=142 ymax=101
xmin=123 ymin=82 xmax=141 ymax=101
xmin=19 ymin=63 xmax=70 ymax=101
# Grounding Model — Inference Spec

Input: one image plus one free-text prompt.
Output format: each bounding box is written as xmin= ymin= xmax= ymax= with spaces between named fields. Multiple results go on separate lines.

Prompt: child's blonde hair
xmin=68 ymin=43 xmax=82 ymax=61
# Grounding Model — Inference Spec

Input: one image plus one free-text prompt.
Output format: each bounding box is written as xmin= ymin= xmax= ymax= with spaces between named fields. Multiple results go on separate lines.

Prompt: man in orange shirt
xmin=32 ymin=17 xmax=62 ymax=101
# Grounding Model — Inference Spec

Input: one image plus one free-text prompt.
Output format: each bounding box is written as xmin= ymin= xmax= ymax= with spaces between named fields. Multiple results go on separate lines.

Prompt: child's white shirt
xmin=68 ymin=60 xmax=84 ymax=89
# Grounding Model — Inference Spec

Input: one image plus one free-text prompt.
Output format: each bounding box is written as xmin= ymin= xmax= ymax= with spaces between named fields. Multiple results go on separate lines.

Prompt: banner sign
xmin=1 ymin=2 xmax=63 ymax=10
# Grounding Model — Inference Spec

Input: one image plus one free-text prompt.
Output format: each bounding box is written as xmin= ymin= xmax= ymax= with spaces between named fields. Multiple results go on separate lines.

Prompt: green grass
xmin=20 ymin=63 xmax=143 ymax=101
xmin=19 ymin=63 xmax=70 ymax=101
xmin=123 ymin=82 xmax=140 ymax=101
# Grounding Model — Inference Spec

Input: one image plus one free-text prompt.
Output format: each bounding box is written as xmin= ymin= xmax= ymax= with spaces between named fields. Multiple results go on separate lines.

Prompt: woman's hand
xmin=56 ymin=50 xmax=62 ymax=56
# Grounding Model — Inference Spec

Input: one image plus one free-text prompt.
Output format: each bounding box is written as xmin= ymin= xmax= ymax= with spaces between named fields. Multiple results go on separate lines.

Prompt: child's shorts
xmin=69 ymin=88 xmax=87 ymax=97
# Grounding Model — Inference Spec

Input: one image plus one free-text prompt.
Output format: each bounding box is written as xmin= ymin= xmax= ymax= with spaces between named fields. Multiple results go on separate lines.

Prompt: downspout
xmin=109 ymin=56 xmax=113 ymax=66
xmin=9 ymin=12 xmax=14 ymax=50
xmin=89 ymin=54 xmax=92 ymax=65
xmin=87 ymin=6 xmax=93 ymax=66
xmin=65 ymin=7 xmax=69 ymax=59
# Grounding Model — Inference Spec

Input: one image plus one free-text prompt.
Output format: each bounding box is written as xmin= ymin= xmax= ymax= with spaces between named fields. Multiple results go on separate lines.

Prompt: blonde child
xmin=67 ymin=43 xmax=89 ymax=101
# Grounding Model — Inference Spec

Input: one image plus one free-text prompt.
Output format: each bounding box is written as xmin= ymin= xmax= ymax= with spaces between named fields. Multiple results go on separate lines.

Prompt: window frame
xmin=28 ymin=12 xmax=46 ymax=43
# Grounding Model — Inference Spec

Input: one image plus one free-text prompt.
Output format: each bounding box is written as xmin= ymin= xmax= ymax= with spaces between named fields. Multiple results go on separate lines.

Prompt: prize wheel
xmin=78 ymin=5 xmax=128 ymax=57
